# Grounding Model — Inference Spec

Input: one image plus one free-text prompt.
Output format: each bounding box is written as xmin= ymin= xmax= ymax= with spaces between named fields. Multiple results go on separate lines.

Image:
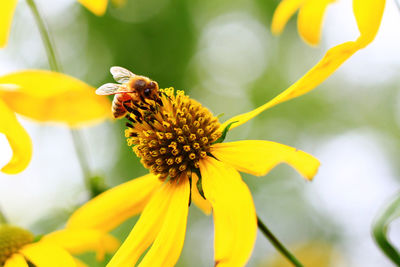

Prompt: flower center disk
xmin=125 ymin=88 xmax=221 ymax=181
xmin=0 ymin=225 xmax=34 ymax=265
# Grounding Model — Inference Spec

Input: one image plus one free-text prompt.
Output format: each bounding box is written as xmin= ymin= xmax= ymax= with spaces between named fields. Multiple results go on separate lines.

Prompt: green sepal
xmin=212 ymin=121 xmax=238 ymax=144
xmin=33 ymin=234 xmax=44 ymax=243
xmin=193 ymin=169 xmax=206 ymax=200
xmin=372 ymin=193 xmax=400 ymax=265
xmin=190 ymin=168 xmax=206 ymax=199
xmin=216 ymin=113 xmax=225 ymax=119
xmin=197 ymin=178 xmax=206 ymax=200
xmin=89 ymin=176 xmax=108 ymax=198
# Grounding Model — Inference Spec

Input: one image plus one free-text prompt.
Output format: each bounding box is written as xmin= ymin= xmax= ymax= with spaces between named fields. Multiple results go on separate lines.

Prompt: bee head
xmin=130 ymin=76 xmax=159 ymax=101
xmin=144 ymin=81 xmax=159 ymax=98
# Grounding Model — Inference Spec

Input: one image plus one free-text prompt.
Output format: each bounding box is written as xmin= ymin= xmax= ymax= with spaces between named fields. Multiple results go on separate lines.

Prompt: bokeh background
xmin=1 ymin=0 xmax=400 ymax=266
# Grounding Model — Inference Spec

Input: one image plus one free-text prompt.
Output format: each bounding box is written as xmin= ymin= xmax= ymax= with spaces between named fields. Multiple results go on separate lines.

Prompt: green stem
xmin=70 ymin=130 xmax=92 ymax=191
xmin=25 ymin=0 xmax=60 ymax=72
xmin=372 ymin=193 xmax=400 ymax=265
xmin=257 ymin=216 xmax=303 ymax=267
xmin=0 ymin=209 xmax=7 ymax=224
xmin=26 ymin=0 xmax=93 ymax=194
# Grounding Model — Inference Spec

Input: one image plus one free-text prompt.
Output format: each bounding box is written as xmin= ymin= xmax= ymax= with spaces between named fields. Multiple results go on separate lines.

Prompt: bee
xmin=96 ymin=66 xmax=160 ymax=119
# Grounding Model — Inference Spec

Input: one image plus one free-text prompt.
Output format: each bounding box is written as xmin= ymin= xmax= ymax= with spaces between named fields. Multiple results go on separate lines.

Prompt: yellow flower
xmin=67 ymin=76 xmax=320 ymax=266
xmin=0 ymin=70 xmax=111 ymax=174
xmin=0 ymin=224 xmax=119 ymax=267
xmin=0 ymin=0 xmax=108 ymax=48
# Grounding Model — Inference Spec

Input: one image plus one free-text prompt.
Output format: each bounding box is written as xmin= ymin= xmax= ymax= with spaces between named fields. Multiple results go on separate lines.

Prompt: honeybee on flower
xmin=96 ymin=67 xmax=161 ymax=119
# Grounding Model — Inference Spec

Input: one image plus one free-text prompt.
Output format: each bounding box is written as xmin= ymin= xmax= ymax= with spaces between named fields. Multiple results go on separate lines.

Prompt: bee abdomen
xmin=112 ymin=95 xmax=128 ymax=118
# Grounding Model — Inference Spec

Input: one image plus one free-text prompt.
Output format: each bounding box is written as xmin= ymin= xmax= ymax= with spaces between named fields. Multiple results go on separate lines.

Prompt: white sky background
xmin=0 ymin=0 xmax=399 ymax=266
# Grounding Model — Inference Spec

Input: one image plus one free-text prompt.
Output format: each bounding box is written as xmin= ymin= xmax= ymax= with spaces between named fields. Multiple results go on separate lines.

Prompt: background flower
xmin=0 ymin=223 xmax=119 ymax=266
xmin=0 ymin=70 xmax=111 ymax=174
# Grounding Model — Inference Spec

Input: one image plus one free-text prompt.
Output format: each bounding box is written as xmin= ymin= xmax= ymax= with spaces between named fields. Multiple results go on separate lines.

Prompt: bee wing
xmin=110 ymin=66 xmax=135 ymax=83
xmin=96 ymin=83 xmax=121 ymax=95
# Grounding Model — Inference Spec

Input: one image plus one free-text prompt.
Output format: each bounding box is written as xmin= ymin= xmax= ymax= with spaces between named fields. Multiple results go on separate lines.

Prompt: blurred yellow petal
xmin=353 ymin=0 xmax=385 ymax=47
xmin=0 ymin=99 xmax=32 ymax=174
xmin=42 ymin=229 xmax=119 ymax=261
xmin=68 ymin=173 xmax=161 ymax=232
xmin=297 ymin=0 xmax=333 ymax=45
xmin=191 ymin=174 xmax=212 ymax=215
xmin=271 ymin=0 xmax=304 ymax=35
xmin=77 ymin=0 xmax=108 ymax=16
xmin=200 ymin=157 xmax=257 ymax=267
xmin=0 ymin=70 xmax=111 ymax=127
xmin=4 ymin=253 xmax=28 ymax=267
xmin=107 ymin=182 xmax=175 ymax=267
xmin=20 ymin=242 xmax=76 ymax=267
xmin=0 ymin=0 xmax=17 ymax=48
xmin=265 ymin=241 xmax=345 ymax=267
xmin=139 ymin=178 xmax=190 ymax=267
xmin=211 ymin=140 xmax=320 ymax=180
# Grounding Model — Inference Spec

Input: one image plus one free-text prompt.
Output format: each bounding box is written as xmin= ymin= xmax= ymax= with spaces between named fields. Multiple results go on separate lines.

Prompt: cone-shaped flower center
xmin=125 ymin=88 xmax=221 ymax=181
xmin=0 ymin=225 xmax=34 ymax=264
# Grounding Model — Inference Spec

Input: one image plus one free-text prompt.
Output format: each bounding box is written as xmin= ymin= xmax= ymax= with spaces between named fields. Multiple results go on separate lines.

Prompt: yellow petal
xmin=139 ymin=177 xmax=190 ymax=267
xmin=0 ymin=0 xmax=17 ymax=48
xmin=4 ymin=253 xmax=28 ymax=267
xmin=67 ymin=173 xmax=161 ymax=232
xmin=0 ymin=70 xmax=111 ymax=127
xmin=77 ymin=0 xmax=108 ymax=16
xmin=42 ymin=229 xmax=119 ymax=261
xmin=107 ymin=182 xmax=174 ymax=267
xmin=199 ymin=157 xmax=257 ymax=267
xmin=191 ymin=174 xmax=212 ymax=215
xmin=223 ymin=1 xmax=385 ymax=132
xmin=271 ymin=0 xmax=305 ymax=35
xmin=353 ymin=0 xmax=385 ymax=47
xmin=0 ymin=99 xmax=32 ymax=174
xmin=20 ymin=242 xmax=76 ymax=267
xmin=220 ymin=41 xmax=360 ymax=131
xmin=211 ymin=140 xmax=320 ymax=180
xmin=297 ymin=0 xmax=333 ymax=45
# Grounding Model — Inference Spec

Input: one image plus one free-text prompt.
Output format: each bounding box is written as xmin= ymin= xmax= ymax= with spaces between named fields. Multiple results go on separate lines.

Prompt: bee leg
xmin=123 ymin=102 xmax=143 ymax=122
xmin=132 ymin=101 xmax=148 ymax=110
xmin=122 ymin=102 xmax=134 ymax=113
xmin=132 ymin=109 xmax=143 ymax=119
xmin=125 ymin=115 xmax=136 ymax=124
xmin=155 ymin=98 xmax=163 ymax=106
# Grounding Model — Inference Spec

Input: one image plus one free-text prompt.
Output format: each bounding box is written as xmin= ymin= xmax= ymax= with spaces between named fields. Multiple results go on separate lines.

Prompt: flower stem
xmin=25 ymin=0 xmax=60 ymax=72
xmin=372 ymin=193 xmax=400 ymax=265
xmin=257 ymin=216 xmax=303 ymax=267
xmin=26 ymin=0 xmax=94 ymax=195
xmin=0 ymin=209 xmax=7 ymax=224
